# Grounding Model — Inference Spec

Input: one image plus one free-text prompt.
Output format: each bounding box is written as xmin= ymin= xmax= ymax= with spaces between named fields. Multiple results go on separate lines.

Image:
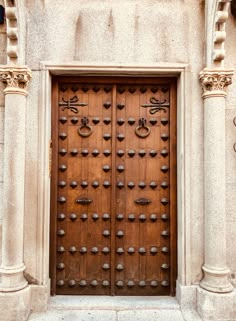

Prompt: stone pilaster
xmin=0 ymin=66 xmax=31 ymax=293
xmin=199 ymin=68 xmax=234 ymax=293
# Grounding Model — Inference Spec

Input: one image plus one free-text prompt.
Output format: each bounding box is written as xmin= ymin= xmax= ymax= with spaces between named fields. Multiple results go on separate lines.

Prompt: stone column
xmin=199 ymin=68 xmax=233 ymax=293
xmin=0 ymin=66 xmax=31 ymax=292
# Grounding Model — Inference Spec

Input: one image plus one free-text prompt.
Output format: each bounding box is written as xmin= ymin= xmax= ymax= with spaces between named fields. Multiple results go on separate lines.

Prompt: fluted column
xmin=199 ymin=68 xmax=233 ymax=293
xmin=0 ymin=66 xmax=31 ymax=292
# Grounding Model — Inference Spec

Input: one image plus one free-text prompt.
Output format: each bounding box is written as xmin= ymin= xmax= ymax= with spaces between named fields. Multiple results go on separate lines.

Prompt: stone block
xmin=0 ymin=143 xmax=3 ymax=181
xmin=30 ymin=283 xmax=50 ymax=313
xmin=0 ymin=107 xmax=4 ymax=144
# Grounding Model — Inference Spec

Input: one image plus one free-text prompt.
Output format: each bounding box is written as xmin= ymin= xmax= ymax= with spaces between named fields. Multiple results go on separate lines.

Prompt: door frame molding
xmin=38 ymin=62 xmax=190 ymax=292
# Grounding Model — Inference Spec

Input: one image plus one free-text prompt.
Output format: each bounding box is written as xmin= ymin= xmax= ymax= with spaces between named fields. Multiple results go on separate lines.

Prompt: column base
xmin=0 ymin=264 xmax=28 ymax=292
xmin=200 ymin=265 xmax=233 ymax=293
xmin=0 ymin=286 xmax=31 ymax=321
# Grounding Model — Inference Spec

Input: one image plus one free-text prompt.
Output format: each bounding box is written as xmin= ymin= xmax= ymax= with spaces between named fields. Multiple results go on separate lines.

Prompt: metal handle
xmin=134 ymin=198 xmax=152 ymax=205
xmin=135 ymin=118 xmax=151 ymax=138
xmin=78 ymin=117 xmax=93 ymax=137
xmin=76 ymin=197 xmax=93 ymax=205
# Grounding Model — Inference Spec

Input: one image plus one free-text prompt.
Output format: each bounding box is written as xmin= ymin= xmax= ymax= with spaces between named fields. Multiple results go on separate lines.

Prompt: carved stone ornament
xmin=199 ymin=69 xmax=234 ymax=98
xmin=0 ymin=67 xmax=32 ymax=95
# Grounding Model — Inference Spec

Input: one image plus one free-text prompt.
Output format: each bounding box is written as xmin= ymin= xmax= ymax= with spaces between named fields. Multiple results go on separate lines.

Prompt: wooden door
xmin=50 ymin=77 xmax=177 ymax=296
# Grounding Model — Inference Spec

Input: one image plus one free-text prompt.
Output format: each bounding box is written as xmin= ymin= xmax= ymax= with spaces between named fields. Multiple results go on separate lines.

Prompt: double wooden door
xmin=50 ymin=77 xmax=177 ymax=296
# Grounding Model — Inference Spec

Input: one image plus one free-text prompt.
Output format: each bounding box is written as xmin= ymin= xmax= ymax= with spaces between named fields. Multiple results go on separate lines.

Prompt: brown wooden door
xmin=50 ymin=77 xmax=177 ymax=296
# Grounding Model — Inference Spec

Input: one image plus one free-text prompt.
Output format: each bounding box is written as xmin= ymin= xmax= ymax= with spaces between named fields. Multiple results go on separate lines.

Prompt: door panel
xmin=50 ymin=77 xmax=177 ymax=296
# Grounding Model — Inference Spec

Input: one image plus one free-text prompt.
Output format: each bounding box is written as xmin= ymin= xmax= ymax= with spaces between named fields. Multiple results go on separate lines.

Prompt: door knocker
xmin=78 ymin=117 xmax=93 ymax=137
xmin=135 ymin=118 xmax=151 ymax=138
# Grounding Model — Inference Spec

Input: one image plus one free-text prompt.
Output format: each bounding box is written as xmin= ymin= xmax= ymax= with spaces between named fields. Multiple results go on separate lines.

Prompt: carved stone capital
xmin=199 ymin=68 xmax=234 ymax=98
xmin=0 ymin=67 xmax=32 ymax=95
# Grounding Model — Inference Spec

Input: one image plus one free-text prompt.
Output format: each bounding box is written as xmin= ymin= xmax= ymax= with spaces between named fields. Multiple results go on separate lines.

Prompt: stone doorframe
xmin=37 ymin=62 xmax=191 ymax=302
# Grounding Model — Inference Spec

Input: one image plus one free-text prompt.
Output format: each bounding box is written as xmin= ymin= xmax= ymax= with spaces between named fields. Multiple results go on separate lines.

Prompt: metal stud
xmin=103 ymin=230 xmax=110 ymax=237
xmin=92 ymin=117 xmax=100 ymax=124
xmin=161 ymin=263 xmax=169 ymax=270
xmin=128 ymin=149 xmax=135 ymax=157
xmin=81 ymin=181 xmax=88 ymax=188
xmin=150 ymin=214 xmax=157 ymax=221
xmin=57 ymin=280 xmax=64 ymax=287
xmin=161 ymin=165 xmax=169 ymax=173
xmin=102 ymin=280 xmax=110 ymax=287
xmin=139 ymin=150 xmax=146 ymax=157
xmin=149 ymin=181 xmax=157 ymax=189
xmin=71 ymin=117 xmax=78 ymax=124
xmin=92 ymin=149 xmax=100 ymax=157
xmin=117 ymin=87 xmax=125 ymax=94
xmin=127 ymin=280 xmax=135 ymax=287
xmin=57 ymin=246 xmax=65 ymax=253
xmin=59 ymin=148 xmax=67 ymax=156
xmin=59 ymin=133 xmax=67 ymax=140
xmin=150 ymin=280 xmax=158 ymax=287
xmin=149 ymin=118 xmax=157 ymax=125
xmin=116 ymin=280 xmax=124 ymax=288
xmin=139 ymin=247 xmax=146 ymax=254
xmin=92 ymin=213 xmax=99 ymax=220
xmin=91 ymin=280 xmax=98 ymax=286
xmin=103 ymin=117 xmax=111 ymax=125
xmin=102 ymin=247 xmax=110 ymax=254
xmin=139 ymin=281 xmax=146 ymax=287
xmin=103 ymin=180 xmax=111 ymax=188
xmin=128 ymin=214 xmax=135 ymax=221
xmin=79 ymin=280 xmax=87 ymax=287
xmin=59 ymin=164 xmax=67 ymax=171
xmin=161 ymin=181 xmax=169 ymax=189
xmin=161 ymin=230 xmax=169 ymax=237
xmin=59 ymin=117 xmax=67 ymax=124
xmin=57 ymin=213 xmax=66 ymax=220
xmin=59 ymin=181 xmax=66 ymax=188
xmin=117 ymin=248 xmax=125 ymax=254
xmin=117 ymin=150 xmax=125 ymax=157
xmin=70 ymin=181 xmax=78 ymax=188
xmin=150 ymin=247 xmax=158 ymax=254
xmin=140 ymin=87 xmax=147 ymax=93
xmin=80 ymin=246 xmax=87 ymax=254
xmin=139 ymin=182 xmax=146 ymax=189
xmin=103 ymin=149 xmax=111 ymax=156
xmin=103 ymin=134 xmax=111 ymax=141
xmin=161 ymin=118 xmax=168 ymax=125
xmin=117 ymin=134 xmax=125 ymax=141
xmin=151 ymin=87 xmax=158 ymax=93
xmin=69 ymin=246 xmax=77 ymax=253
xmin=150 ymin=150 xmax=157 ymax=157
xmin=116 ymin=230 xmax=124 ymax=237
xmin=81 ymin=86 xmax=89 ymax=92
xmin=93 ymin=86 xmax=100 ymax=93
xmin=92 ymin=181 xmax=99 ymax=188
xmin=58 ymin=197 xmax=66 ymax=204
xmin=117 ymin=181 xmax=124 ymax=189
xmin=161 ymin=246 xmax=169 ymax=253
xmin=102 ymin=263 xmax=110 ymax=270
xmin=70 ymin=149 xmax=78 ymax=156
xmin=104 ymin=86 xmax=112 ymax=93
xmin=128 ymin=118 xmax=135 ymax=125
xmin=161 ymin=213 xmax=169 ymax=221
xmin=161 ymin=198 xmax=169 ymax=205
xmin=103 ymin=165 xmax=110 ymax=172
xmin=128 ymin=247 xmax=135 ymax=254
xmin=161 ymin=280 xmax=169 ymax=287
xmin=139 ymin=214 xmax=146 ymax=221
xmin=68 ymin=280 xmax=76 ymax=287
xmin=102 ymin=213 xmax=110 ymax=221
xmin=81 ymin=149 xmax=89 ymax=156
xmin=116 ymin=213 xmax=124 ymax=221
xmin=117 ymin=104 xmax=125 ymax=110
xmin=91 ymin=247 xmax=99 ymax=254
xmin=161 ymin=133 xmax=169 ymax=141
xmin=117 ymin=165 xmax=125 ymax=172
xmin=117 ymin=118 xmax=125 ymax=125
xmin=116 ymin=264 xmax=124 ymax=271
xmin=56 ymin=262 xmax=65 ymax=270
xmin=129 ymin=87 xmax=136 ymax=93
xmin=80 ymin=213 xmax=88 ymax=221
xmin=127 ymin=182 xmax=135 ymax=189
xmin=71 ymin=85 xmax=79 ymax=92
xmin=70 ymin=213 xmax=77 ymax=221
xmin=103 ymin=102 xmax=111 ymax=109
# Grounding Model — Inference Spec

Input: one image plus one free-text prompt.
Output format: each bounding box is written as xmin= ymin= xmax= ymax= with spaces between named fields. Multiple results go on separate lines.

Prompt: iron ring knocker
xmin=135 ymin=118 xmax=151 ymax=138
xmin=78 ymin=117 xmax=93 ymax=137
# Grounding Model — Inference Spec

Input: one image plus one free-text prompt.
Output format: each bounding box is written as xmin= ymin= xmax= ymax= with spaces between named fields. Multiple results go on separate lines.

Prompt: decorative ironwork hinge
xmin=59 ymin=96 xmax=88 ymax=114
xmin=141 ymin=97 xmax=170 ymax=114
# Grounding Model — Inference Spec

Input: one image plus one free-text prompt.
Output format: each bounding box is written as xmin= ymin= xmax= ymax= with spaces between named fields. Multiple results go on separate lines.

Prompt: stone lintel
xmin=0 ymin=66 xmax=32 ymax=96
